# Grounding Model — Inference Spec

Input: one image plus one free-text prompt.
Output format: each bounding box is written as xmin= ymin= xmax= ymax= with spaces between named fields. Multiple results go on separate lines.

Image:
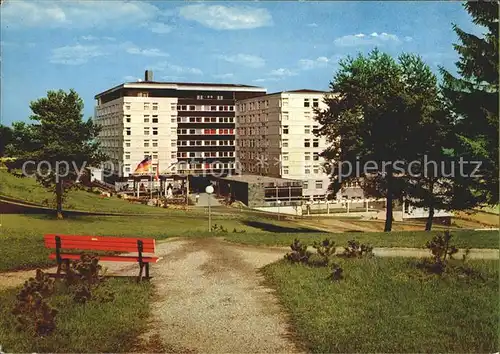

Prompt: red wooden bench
xmin=44 ymin=234 xmax=161 ymax=281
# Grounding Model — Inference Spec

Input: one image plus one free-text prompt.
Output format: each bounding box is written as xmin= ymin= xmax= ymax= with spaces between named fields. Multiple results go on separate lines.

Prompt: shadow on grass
xmin=243 ymin=220 xmax=326 ymax=233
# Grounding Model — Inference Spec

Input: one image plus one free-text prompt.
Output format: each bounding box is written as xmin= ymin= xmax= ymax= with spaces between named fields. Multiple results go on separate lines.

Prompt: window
xmin=211 ymin=106 xmax=217 ymax=111
xmin=144 ymin=140 xmax=150 ymax=148
xmin=171 ymin=116 xmax=176 ymax=123
xmin=152 ymin=152 xmax=158 ymax=159
xmin=282 ymin=112 xmax=289 ymax=121
xmin=304 ymin=125 xmax=311 ymax=134
xmin=217 ymin=95 xmax=223 ymax=100
xmin=282 ymin=152 xmax=289 ymax=161
xmin=283 ymin=125 xmax=289 ymax=134
xmin=138 ymin=92 xmax=149 ymax=98
xmin=305 ymin=152 xmax=311 ymax=161
xmin=144 ymin=128 xmax=150 ymax=135
xmin=152 ymin=115 xmax=158 ymax=123
xmin=315 ymin=180 xmax=323 ymax=189
xmin=313 ymin=98 xmax=319 ymax=108
xmin=125 ymin=165 xmax=131 ymax=173
xmin=171 ymin=152 xmax=176 ymax=159
xmin=125 ymin=105 xmax=131 ymax=110
xmin=313 ymin=125 xmax=319 ymax=135
xmin=144 ymin=103 xmax=150 ymax=110
xmin=171 ymin=140 xmax=177 ymax=147
xmin=152 ymin=103 xmax=158 ymax=111
xmin=152 ymin=127 xmax=158 ymax=135
xmin=126 ymin=117 xmax=131 ymax=123
xmin=313 ymin=166 xmax=320 ymax=174
xmin=124 ymin=153 xmax=130 ymax=160
xmin=189 ymin=105 xmax=196 ymax=111
xmin=283 ymin=166 xmax=289 ymax=175
xmin=303 ymin=181 xmax=309 ymax=189
xmin=144 ymin=152 xmax=150 ymax=159
xmin=305 ymin=166 xmax=311 ymax=174
xmin=144 ymin=115 xmax=150 ymax=123
xmin=282 ymin=98 xmax=289 ymax=107
xmin=171 ymin=103 xmax=177 ymax=111
xmin=313 ymin=152 xmax=319 ymax=161
xmin=304 ymin=98 xmax=310 ymax=108
xmin=282 ymin=139 xmax=289 ymax=148
xmin=196 ymin=95 xmax=203 ymax=100
xmin=313 ymin=138 xmax=319 ymax=148
xmin=126 ymin=128 xmax=131 ymax=136
xmin=304 ymin=139 xmax=311 ymax=147
xmin=125 ymin=140 xmax=131 ymax=147
xmin=152 ymin=140 xmax=158 ymax=147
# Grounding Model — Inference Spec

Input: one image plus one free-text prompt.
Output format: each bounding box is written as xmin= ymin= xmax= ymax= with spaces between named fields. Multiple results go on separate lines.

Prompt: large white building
xmin=94 ymin=71 xmax=265 ymax=181
xmin=235 ymin=89 xmax=334 ymax=200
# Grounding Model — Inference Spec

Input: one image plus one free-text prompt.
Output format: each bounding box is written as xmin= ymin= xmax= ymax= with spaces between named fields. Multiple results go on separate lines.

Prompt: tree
xmin=0 ymin=124 xmax=13 ymax=157
xmin=440 ymin=1 xmax=499 ymax=207
xmin=7 ymin=89 xmax=106 ymax=219
xmin=316 ymin=50 xmax=445 ymax=231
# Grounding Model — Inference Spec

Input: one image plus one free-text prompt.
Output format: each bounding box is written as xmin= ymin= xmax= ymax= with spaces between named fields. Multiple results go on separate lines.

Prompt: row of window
xmin=281 ymin=125 xmax=319 ymax=135
xmin=282 ymin=165 xmax=322 ymax=175
xmin=177 ymin=105 xmax=234 ymax=112
xmin=177 ymin=128 xmax=234 ymax=135
xmin=177 ymin=151 xmax=234 ymax=158
xmin=124 ymin=102 xmax=159 ymax=111
xmin=303 ymin=181 xmax=324 ymax=189
xmin=177 ymin=116 xmax=234 ymax=123
xmin=177 ymin=140 xmax=234 ymax=146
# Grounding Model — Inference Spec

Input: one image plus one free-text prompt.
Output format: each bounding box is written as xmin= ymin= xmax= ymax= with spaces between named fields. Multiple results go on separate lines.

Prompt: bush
xmin=341 ymin=240 xmax=374 ymax=258
xmin=418 ymin=231 xmax=458 ymax=275
xmin=60 ymin=254 xmax=112 ymax=304
xmin=211 ymin=224 xmax=228 ymax=233
xmin=327 ymin=263 xmax=344 ymax=282
xmin=284 ymin=239 xmax=311 ymax=264
xmin=312 ymin=238 xmax=336 ymax=266
xmin=12 ymin=269 xmax=58 ymax=336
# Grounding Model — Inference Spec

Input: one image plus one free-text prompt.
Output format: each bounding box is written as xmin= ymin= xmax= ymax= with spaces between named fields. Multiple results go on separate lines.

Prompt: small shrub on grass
xmin=327 ymin=263 xmax=344 ymax=282
xmin=312 ymin=238 xmax=336 ymax=266
xmin=60 ymin=254 xmax=113 ymax=304
xmin=211 ymin=224 xmax=228 ymax=233
xmin=284 ymin=239 xmax=311 ymax=264
xmin=341 ymin=239 xmax=374 ymax=258
xmin=12 ymin=269 xmax=58 ymax=336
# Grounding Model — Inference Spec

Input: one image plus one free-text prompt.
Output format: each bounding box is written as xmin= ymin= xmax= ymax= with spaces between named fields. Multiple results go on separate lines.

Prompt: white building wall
xmin=95 ymin=96 xmax=178 ymax=178
xmin=236 ymin=91 xmax=332 ymax=200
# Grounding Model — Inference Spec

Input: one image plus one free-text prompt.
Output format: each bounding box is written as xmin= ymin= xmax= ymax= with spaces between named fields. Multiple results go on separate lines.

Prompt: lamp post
xmin=277 ymin=199 xmax=281 ymax=221
xmin=206 ymin=185 xmax=214 ymax=232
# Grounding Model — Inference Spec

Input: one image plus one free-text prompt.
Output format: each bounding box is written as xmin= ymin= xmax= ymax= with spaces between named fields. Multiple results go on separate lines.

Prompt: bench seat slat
xmin=44 ymin=234 xmax=156 ymax=253
xmin=49 ymin=253 xmax=161 ymax=263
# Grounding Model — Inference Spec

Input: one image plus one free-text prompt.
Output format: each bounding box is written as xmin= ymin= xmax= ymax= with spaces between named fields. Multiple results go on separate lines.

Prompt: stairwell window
xmin=283 ymin=125 xmax=289 ymax=134
xmin=153 ymin=127 xmax=158 ymax=135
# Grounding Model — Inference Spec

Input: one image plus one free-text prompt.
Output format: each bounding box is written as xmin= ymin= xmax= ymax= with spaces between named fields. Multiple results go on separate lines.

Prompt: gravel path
xmin=144 ymin=238 xmax=301 ymax=353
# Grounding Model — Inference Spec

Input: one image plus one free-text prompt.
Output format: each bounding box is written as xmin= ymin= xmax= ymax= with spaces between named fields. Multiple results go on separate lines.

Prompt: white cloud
xmin=49 ymin=42 xmax=171 ymax=65
xmin=2 ymin=0 xmax=161 ymax=29
xmin=49 ymin=44 xmax=106 ymax=65
xmin=81 ymin=35 xmax=116 ymax=41
xmin=252 ymin=77 xmax=280 ymax=83
xmin=150 ymin=22 xmax=172 ymax=34
xmin=298 ymin=56 xmax=330 ymax=70
xmin=269 ymin=68 xmax=297 ymax=77
xmin=213 ymin=73 xmax=234 ymax=79
xmin=123 ymin=75 xmax=142 ymax=82
xmin=151 ymin=61 xmax=203 ymax=75
xmin=334 ymin=32 xmax=404 ymax=47
xmin=179 ymin=4 xmax=272 ymax=30
xmin=122 ymin=43 xmax=169 ymax=57
xmin=307 ymin=23 xmax=318 ymax=27
xmin=217 ymin=54 xmax=265 ymax=68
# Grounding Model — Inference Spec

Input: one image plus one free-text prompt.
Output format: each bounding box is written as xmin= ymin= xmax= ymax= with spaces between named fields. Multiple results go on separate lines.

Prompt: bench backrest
xmin=44 ymin=234 xmax=156 ymax=253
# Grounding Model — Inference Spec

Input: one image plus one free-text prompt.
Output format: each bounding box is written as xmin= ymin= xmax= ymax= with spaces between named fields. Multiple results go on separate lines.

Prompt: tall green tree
xmin=0 ymin=124 xmax=13 ymax=157
xmin=440 ymin=1 xmax=499 ymax=206
xmin=7 ymin=89 xmax=106 ymax=219
xmin=316 ymin=50 xmax=446 ymax=231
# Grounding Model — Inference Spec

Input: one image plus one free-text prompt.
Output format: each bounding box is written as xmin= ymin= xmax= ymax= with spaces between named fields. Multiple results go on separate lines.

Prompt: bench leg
xmin=145 ymin=263 xmax=150 ymax=279
xmin=137 ymin=263 xmax=144 ymax=282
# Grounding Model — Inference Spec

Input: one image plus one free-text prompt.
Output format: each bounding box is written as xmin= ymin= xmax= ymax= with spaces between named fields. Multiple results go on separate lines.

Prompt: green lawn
xmin=263 ymin=258 xmax=499 ymax=353
xmin=223 ymin=229 xmax=500 ymax=249
xmin=0 ymin=278 xmax=153 ymax=353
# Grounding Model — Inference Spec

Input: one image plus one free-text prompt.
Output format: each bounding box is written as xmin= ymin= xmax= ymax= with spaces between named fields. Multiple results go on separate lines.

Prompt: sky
xmin=0 ymin=1 xmax=483 ymax=126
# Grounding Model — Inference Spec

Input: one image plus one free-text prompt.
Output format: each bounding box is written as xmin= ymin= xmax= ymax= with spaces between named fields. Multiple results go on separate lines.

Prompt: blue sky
xmin=1 ymin=1 xmax=482 ymax=125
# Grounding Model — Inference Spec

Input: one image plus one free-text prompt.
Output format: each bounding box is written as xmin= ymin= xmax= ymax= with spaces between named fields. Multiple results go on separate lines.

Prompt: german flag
xmin=134 ymin=156 xmax=152 ymax=174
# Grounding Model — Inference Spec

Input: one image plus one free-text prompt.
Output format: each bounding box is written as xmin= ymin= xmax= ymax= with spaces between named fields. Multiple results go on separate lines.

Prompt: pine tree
xmin=440 ymin=1 xmax=499 ymax=206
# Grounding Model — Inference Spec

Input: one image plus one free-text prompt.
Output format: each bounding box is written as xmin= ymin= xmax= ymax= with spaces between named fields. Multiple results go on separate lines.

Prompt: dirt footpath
xmin=144 ymin=238 xmax=300 ymax=353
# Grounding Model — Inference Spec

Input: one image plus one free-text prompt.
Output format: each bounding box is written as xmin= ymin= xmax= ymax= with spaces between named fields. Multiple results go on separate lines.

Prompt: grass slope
xmin=223 ymin=229 xmax=500 ymax=249
xmin=0 ymin=278 xmax=152 ymax=353
xmin=263 ymin=258 xmax=499 ymax=353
